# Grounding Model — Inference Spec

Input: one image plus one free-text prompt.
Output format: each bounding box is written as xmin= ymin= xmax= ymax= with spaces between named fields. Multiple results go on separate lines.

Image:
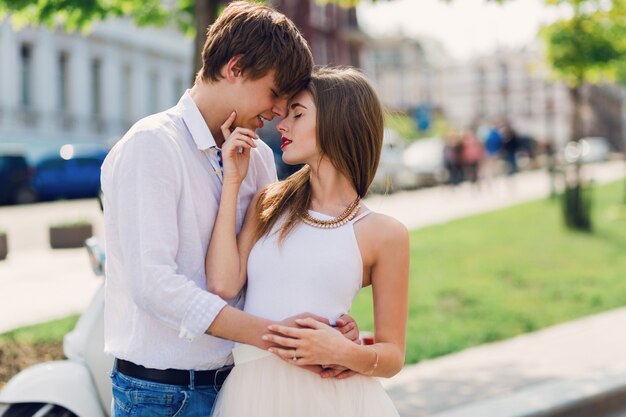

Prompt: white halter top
xmin=244 ymin=209 xmax=372 ymax=325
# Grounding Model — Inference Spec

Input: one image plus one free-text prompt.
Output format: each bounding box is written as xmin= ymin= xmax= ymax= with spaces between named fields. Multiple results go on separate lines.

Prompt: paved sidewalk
xmin=382 ymin=307 xmax=626 ymax=416
xmin=365 ymin=160 xmax=625 ymax=230
xmin=0 ymin=161 xmax=625 ymax=415
xmin=0 ymin=198 xmax=104 ymax=332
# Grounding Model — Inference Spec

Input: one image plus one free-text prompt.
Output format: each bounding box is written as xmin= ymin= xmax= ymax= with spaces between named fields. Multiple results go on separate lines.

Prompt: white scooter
xmin=0 ymin=237 xmax=113 ymax=417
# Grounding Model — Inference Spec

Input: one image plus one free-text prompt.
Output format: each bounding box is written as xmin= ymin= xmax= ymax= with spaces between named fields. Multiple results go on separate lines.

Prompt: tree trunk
xmin=192 ymin=0 xmax=221 ymax=85
xmin=564 ymin=83 xmax=592 ymax=231
xmin=569 ymin=84 xmax=583 ymax=184
xmin=544 ymin=83 xmax=558 ymax=199
xmin=620 ymin=89 xmax=626 ymax=204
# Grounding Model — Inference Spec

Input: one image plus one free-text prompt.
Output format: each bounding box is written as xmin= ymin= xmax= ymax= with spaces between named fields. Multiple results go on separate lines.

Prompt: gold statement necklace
xmin=301 ymin=196 xmax=361 ymax=229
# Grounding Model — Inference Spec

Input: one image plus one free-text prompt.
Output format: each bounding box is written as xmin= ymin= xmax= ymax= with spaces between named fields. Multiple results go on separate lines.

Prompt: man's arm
xmin=207 ymin=305 xmax=273 ymax=349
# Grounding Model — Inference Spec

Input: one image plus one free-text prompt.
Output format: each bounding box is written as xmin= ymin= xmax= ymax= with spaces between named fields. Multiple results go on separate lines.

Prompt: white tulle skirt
xmin=211 ymin=344 xmax=399 ymax=417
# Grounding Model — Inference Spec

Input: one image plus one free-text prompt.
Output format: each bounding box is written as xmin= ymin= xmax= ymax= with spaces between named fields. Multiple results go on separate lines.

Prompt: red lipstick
xmin=280 ymin=137 xmax=292 ymax=150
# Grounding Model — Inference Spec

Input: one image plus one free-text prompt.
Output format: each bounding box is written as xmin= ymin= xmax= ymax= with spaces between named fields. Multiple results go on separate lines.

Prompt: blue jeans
xmin=110 ymin=368 xmax=221 ymax=417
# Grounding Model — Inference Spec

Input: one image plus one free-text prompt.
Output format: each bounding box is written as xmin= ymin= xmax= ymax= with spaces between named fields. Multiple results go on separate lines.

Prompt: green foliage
xmin=0 ymin=0 xmax=197 ymax=35
xmin=385 ymin=112 xmax=419 ymax=141
xmin=541 ymin=0 xmax=626 ymax=86
xmin=384 ymin=110 xmax=451 ymax=142
xmin=352 ymin=180 xmax=626 ymax=364
xmin=316 ymin=0 xmax=385 ymax=7
xmin=542 ymin=15 xmax=620 ymax=85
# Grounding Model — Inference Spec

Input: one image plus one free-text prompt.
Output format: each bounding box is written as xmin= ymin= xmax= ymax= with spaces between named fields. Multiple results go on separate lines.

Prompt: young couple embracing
xmin=102 ymin=2 xmax=409 ymax=416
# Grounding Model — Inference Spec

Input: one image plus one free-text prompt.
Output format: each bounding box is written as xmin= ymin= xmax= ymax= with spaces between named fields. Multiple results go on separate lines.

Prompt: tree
xmin=0 ymin=0 xmax=387 ymax=83
xmin=541 ymin=0 xmax=625 ymax=230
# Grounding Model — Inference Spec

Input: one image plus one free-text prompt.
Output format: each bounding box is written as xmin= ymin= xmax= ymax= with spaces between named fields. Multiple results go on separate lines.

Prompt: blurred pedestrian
xmin=482 ymin=125 xmax=503 ymax=183
xmin=462 ymin=130 xmax=484 ymax=184
xmin=501 ymin=122 xmax=520 ymax=175
xmin=444 ymin=132 xmax=465 ymax=185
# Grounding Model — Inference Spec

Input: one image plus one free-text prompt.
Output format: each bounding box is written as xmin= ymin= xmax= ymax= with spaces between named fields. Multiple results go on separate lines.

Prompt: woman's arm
xmin=205 ymin=185 xmax=263 ymax=299
xmin=264 ymin=214 xmax=410 ymax=378
xmin=205 ymin=113 xmax=262 ymax=299
xmin=341 ymin=216 xmax=409 ymax=376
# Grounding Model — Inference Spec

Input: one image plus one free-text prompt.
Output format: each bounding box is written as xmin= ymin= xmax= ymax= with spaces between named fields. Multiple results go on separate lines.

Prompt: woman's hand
xmin=263 ymin=317 xmax=352 ymax=368
xmin=219 ymin=111 xmax=257 ymax=185
xmin=336 ymin=314 xmax=361 ymax=344
xmin=319 ymin=364 xmax=356 ymax=380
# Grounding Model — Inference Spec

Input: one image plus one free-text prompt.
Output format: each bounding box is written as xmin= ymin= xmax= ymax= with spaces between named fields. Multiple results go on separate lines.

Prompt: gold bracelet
xmin=364 ymin=346 xmax=379 ymax=376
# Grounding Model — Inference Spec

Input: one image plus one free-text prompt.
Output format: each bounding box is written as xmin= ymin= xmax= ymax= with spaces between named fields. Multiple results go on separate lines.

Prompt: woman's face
xmin=276 ymin=90 xmax=318 ymax=166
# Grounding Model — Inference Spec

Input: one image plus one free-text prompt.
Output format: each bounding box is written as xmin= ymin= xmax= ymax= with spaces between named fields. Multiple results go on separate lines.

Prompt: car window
xmin=0 ymin=156 xmax=27 ymax=171
xmin=38 ymin=159 xmax=67 ymax=170
xmin=74 ymin=157 xmax=104 ymax=168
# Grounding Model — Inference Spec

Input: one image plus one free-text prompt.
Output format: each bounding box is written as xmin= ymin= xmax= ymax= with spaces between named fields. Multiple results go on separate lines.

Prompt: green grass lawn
xmin=3 ymin=181 xmax=626 ymax=368
xmin=0 ymin=315 xmax=78 ymax=344
xmin=0 ymin=316 xmax=78 ymax=386
xmin=351 ymin=180 xmax=626 ymax=364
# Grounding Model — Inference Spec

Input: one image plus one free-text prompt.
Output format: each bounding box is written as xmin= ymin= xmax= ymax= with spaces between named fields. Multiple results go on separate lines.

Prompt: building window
xmin=20 ymin=44 xmax=33 ymax=108
xmin=524 ymin=96 xmax=532 ymax=117
xmin=499 ymin=62 xmax=509 ymax=89
xmin=148 ymin=71 xmax=159 ymax=114
xmin=525 ymin=75 xmax=533 ymax=117
xmin=91 ymin=58 xmax=102 ymax=117
xmin=310 ymin=2 xmax=328 ymax=28
xmin=122 ymin=65 xmax=133 ymax=124
xmin=477 ymin=67 xmax=486 ymax=88
xmin=173 ymin=77 xmax=183 ymax=104
xmin=58 ymin=52 xmax=69 ymax=112
xmin=312 ymin=36 xmax=328 ymax=65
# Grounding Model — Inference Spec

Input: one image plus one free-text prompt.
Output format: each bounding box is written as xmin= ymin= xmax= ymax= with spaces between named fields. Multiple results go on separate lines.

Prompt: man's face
xmin=232 ymin=70 xmax=288 ymax=131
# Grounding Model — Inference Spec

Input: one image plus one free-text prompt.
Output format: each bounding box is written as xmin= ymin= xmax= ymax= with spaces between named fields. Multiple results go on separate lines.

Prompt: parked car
xmin=0 ymin=148 xmax=37 ymax=205
xmin=402 ymin=137 xmax=448 ymax=187
xmin=33 ymin=144 xmax=108 ymax=201
xmin=370 ymin=129 xmax=419 ymax=193
xmin=563 ymin=136 xmax=611 ymax=164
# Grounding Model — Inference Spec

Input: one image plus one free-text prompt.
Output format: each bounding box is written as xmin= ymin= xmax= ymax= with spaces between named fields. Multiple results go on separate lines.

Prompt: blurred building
xmin=271 ymin=0 xmax=364 ymax=67
xmin=361 ymin=35 xmax=438 ymax=112
xmin=0 ymin=18 xmax=191 ymax=155
xmin=437 ymin=44 xmax=624 ymax=149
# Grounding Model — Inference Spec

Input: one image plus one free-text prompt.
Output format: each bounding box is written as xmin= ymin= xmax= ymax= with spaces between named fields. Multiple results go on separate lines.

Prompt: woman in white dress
xmin=206 ymin=67 xmax=409 ymax=417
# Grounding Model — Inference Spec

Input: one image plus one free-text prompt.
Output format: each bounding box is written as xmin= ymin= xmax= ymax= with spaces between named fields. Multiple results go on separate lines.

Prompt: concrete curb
xmin=426 ymin=362 xmax=626 ymax=417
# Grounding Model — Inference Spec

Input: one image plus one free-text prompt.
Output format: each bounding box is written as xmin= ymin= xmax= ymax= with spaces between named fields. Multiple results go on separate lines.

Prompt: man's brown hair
xmin=197 ymin=1 xmax=313 ymax=97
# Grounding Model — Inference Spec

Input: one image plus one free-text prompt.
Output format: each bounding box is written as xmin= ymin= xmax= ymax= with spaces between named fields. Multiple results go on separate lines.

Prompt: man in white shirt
xmin=101 ymin=2 xmax=357 ymax=416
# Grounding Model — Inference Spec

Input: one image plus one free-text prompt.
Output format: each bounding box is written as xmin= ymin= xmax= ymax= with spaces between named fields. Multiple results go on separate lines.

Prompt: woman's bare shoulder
xmin=358 ymin=210 xmax=409 ymax=244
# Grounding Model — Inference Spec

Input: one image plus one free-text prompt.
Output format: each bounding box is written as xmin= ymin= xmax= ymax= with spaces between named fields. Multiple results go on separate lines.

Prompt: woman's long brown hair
xmin=254 ymin=67 xmax=384 ymax=242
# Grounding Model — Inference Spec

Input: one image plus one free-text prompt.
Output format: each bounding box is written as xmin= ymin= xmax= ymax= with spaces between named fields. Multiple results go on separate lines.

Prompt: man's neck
xmin=189 ymin=82 xmax=227 ymax=147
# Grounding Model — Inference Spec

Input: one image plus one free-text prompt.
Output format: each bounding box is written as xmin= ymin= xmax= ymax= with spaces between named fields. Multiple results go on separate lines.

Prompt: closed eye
xmin=294 ymin=113 xmax=302 ymax=119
